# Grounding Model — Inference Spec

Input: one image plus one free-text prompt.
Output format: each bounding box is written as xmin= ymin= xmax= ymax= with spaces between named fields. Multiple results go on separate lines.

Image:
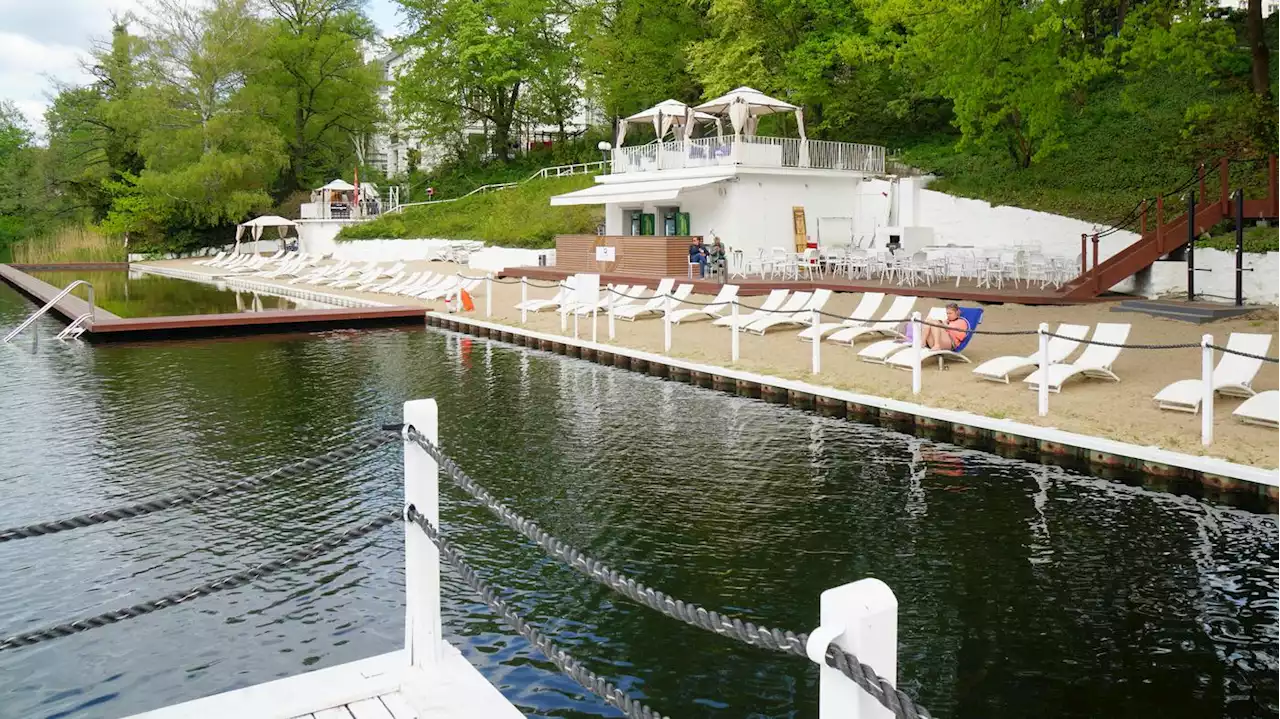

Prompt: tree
xmin=0 ymin=102 xmax=38 ymax=247
xmin=859 ymin=0 xmax=1108 ymax=168
xmin=394 ymin=0 xmax=571 ymax=162
xmin=261 ymin=0 xmax=383 ymax=193
xmin=572 ymin=0 xmax=706 ymax=119
xmin=1245 ymin=0 xmax=1271 ymax=98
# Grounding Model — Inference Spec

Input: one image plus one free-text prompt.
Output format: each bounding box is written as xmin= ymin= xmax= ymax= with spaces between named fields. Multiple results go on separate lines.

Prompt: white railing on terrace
xmin=611 ymin=136 xmax=886 ymax=175
xmin=390 ymin=160 xmax=612 ymax=214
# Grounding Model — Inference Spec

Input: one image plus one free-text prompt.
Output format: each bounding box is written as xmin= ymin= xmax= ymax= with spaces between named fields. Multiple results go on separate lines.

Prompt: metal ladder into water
xmin=3 ymin=280 xmax=95 ymax=343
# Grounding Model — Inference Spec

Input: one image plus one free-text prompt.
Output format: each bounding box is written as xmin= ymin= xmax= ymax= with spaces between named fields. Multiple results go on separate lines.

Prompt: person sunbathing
xmin=921 ymin=303 xmax=969 ymax=350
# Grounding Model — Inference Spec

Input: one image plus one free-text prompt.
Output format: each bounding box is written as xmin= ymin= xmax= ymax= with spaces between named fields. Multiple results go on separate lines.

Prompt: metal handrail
xmin=3 ymin=280 xmax=95 ymax=343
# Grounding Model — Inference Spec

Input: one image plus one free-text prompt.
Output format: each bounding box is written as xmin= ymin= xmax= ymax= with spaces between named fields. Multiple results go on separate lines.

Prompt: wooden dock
xmin=0 ymin=264 xmax=427 ymax=342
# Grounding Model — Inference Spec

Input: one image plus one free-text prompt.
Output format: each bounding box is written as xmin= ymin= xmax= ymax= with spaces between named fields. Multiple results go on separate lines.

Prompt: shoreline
xmin=430 ymin=311 xmax=1279 ymax=508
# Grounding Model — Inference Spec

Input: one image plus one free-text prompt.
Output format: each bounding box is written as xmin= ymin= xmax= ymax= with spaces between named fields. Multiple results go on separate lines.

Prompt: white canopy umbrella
xmin=235 ymin=215 xmax=298 ymax=250
xmin=694 ymin=86 xmax=805 ymax=141
xmin=617 ymin=99 xmax=719 ymax=146
xmin=319 ymin=179 xmax=356 ymax=191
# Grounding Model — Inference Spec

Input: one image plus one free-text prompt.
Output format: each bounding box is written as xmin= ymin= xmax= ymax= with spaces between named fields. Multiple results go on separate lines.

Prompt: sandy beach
xmin=147 ymin=257 xmax=1280 ymax=469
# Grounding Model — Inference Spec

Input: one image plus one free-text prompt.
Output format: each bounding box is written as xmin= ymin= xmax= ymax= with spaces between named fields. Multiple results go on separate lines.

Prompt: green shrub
xmin=338 ymin=175 xmax=602 ymax=248
xmin=1199 ymin=225 xmax=1278 ymax=253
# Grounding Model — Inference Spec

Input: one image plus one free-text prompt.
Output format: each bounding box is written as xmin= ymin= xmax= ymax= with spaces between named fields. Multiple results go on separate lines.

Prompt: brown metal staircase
xmin=1060 ymin=156 xmax=1278 ymax=300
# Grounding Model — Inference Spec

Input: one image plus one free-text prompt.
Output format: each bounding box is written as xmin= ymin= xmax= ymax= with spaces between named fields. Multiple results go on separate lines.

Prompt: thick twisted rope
xmin=1209 ymin=344 xmax=1280 ymax=363
xmin=406 ymin=505 xmax=668 ymax=719
xmin=0 ymin=435 xmax=397 ymax=543
xmin=1044 ymin=333 xmax=1200 ymax=350
xmin=0 ymin=509 xmax=400 ymax=652
xmin=399 ymin=429 xmax=931 ymax=719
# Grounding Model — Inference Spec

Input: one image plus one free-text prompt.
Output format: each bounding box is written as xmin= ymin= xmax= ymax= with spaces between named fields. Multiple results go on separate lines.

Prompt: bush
xmin=1199 ymin=225 xmax=1278 ymax=253
xmin=338 ymin=175 xmax=602 ymax=247
xmin=11 ymin=226 xmax=126 ymax=263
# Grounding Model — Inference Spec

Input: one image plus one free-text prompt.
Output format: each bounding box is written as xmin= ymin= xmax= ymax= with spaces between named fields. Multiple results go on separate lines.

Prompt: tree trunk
xmin=1247 ymin=0 xmax=1270 ymax=97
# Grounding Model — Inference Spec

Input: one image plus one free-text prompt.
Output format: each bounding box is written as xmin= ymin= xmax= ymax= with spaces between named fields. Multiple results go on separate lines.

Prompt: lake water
xmin=0 ymin=281 xmax=1275 ymax=719
xmin=30 ymin=270 xmax=301 ymax=318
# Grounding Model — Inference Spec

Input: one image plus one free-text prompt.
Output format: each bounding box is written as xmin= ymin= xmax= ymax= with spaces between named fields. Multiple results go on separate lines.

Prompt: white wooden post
xmin=807 ymin=578 xmax=897 ymax=719
xmin=811 ymin=307 xmax=821 ymax=374
xmin=1037 ymin=323 xmax=1049 ymax=417
xmin=664 ymin=293 xmax=673 ymax=353
xmin=403 ymin=399 xmax=441 ymax=668
xmin=592 ymin=307 xmax=598 ymax=343
xmin=485 ymin=274 xmax=492 ymax=318
xmin=910 ymin=312 xmax=922 ymax=395
xmin=520 ymin=277 xmax=528 ymax=324
xmin=730 ymin=300 xmax=740 ymax=362
xmin=560 ymin=291 xmax=568 ymax=332
xmin=1202 ymin=334 xmax=1214 ymax=446
xmin=608 ymin=297 xmax=616 ymax=340
xmin=573 ymin=307 xmax=579 ymax=339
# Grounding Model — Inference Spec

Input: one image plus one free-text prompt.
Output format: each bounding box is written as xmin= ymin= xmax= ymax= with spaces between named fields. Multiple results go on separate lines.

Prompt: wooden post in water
xmin=403 ymin=399 xmax=442 ymax=668
xmin=809 ymin=578 xmax=897 ymax=719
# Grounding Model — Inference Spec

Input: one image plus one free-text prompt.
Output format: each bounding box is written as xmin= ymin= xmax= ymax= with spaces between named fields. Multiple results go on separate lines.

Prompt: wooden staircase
xmin=1060 ymin=156 xmax=1278 ymax=300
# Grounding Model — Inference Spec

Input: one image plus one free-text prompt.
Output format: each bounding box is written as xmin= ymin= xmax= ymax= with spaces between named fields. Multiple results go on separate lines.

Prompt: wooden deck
xmin=0 ymin=264 xmax=427 ymax=342
xmin=501 ymin=266 xmax=1123 ymax=305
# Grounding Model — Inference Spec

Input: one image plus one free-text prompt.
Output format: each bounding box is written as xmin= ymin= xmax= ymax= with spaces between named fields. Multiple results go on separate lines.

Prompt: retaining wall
xmin=426 ymin=311 xmax=1279 ymax=512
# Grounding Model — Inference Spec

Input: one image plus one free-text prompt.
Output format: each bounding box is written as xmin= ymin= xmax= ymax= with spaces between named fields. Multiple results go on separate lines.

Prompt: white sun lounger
xmin=859 ymin=308 xmax=945 ymax=364
xmin=614 ymin=283 xmax=692 ymax=321
xmin=429 ymin=278 xmax=481 ymax=301
xmin=826 ymin=295 xmax=918 ymax=345
xmin=737 ymin=291 xmax=812 ymax=333
xmin=712 ymin=289 xmax=787 ymax=328
xmin=971 ymin=324 xmax=1091 ymax=383
xmin=1024 ymin=323 xmax=1131 ymax=393
xmin=193 ymin=251 xmax=226 ymax=266
xmin=214 ymin=253 xmax=251 ymax=269
xmin=403 ymin=274 xmax=451 ymax=297
xmin=1152 ymin=332 xmax=1273 ymax=413
xmin=1233 ymin=390 xmax=1278 ymax=428
xmin=331 ymin=266 xmax=386 ymax=289
xmin=745 ymin=289 xmax=831 ymax=335
xmin=575 ymin=285 xmax=632 ymax=315
xmin=382 ymin=272 xmax=425 ymax=294
xmin=797 ymin=292 xmax=885 ymax=342
xmin=371 ymin=271 xmax=417 ymax=293
xmin=357 ymin=271 xmax=403 ymax=292
xmin=291 ymin=260 xmax=349 ymax=285
xmin=670 ymin=285 xmax=740 ymax=324
xmin=256 ymin=257 xmax=306 ymax=279
xmin=374 ymin=262 xmax=406 ymax=279
xmin=517 ymin=277 xmax=578 ymax=312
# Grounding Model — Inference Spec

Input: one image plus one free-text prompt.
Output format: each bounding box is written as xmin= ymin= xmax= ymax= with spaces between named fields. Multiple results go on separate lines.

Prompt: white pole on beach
xmin=560 ymin=284 xmax=568 ymax=333
xmin=520 ymin=277 xmax=527 ymax=324
xmin=910 ymin=311 xmax=922 ymax=395
xmin=1201 ymin=334 xmax=1214 ymax=446
xmin=1037 ymin=323 xmax=1049 ymax=417
xmin=664 ymin=293 xmax=673 ymax=353
xmin=485 ymin=274 xmax=492 ymax=318
xmin=730 ymin=300 xmax=740 ymax=362
xmin=591 ymin=307 xmax=598 ymax=343
xmin=608 ymin=294 xmax=616 ymax=340
xmin=573 ymin=307 xmax=579 ymax=339
xmin=811 ymin=307 xmax=820 ymax=374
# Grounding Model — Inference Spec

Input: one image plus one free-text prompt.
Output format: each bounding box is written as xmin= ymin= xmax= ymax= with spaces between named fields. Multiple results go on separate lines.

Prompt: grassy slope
xmin=338 ymin=175 xmax=602 ymax=248
xmin=896 ymin=77 xmax=1273 ymax=227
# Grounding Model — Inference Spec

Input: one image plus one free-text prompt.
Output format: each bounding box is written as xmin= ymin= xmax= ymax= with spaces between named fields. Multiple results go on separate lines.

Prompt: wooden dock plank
xmin=378 ymin=693 xmax=421 ymax=719
xmin=347 ymin=697 xmax=395 ymax=719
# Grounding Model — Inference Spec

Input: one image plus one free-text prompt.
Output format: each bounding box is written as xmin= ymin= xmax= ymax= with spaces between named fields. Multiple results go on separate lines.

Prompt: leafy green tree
xmin=571 ymin=0 xmax=706 ymax=119
xmin=394 ymin=0 xmax=573 ymax=162
xmin=261 ymin=0 xmax=384 ymax=193
xmin=0 ymin=102 xmax=39 ymax=247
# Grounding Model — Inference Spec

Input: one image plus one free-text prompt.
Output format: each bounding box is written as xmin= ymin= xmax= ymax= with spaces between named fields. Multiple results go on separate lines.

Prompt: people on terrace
xmin=921 ymin=302 xmax=969 ymax=350
xmin=707 ymin=237 xmax=726 ymax=276
xmin=689 ymin=237 xmax=709 ymax=278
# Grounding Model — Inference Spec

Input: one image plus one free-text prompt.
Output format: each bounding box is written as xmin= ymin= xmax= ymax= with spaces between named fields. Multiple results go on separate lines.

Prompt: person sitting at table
xmin=921 ymin=302 xmax=969 ymax=350
xmin=706 ymin=237 xmax=726 ymax=275
xmin=688 ymin=237 xmax=709 ymax=278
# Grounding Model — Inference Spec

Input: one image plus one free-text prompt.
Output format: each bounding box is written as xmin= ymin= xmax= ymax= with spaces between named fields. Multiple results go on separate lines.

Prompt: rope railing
xmin=0 ymin=434 xmax=398 ymax=543
xmin=0 ymin=509 xmax=400 ymax=653
xmin=405 ymin=506 xmax=669 ymax=719
xmin=398 ymin=427 xmax=933 ymax=719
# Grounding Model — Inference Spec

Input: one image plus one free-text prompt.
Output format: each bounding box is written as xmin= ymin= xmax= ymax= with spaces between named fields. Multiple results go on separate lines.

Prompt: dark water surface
xmin=0 ymin=282 xmax=1275 ymax=719
xmin=30 ymin=270 xmax=300 ymax=318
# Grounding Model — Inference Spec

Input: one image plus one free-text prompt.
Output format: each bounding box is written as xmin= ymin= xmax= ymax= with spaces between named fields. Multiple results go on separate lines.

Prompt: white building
xmin=370 ymin=48 xmax=601 ymax=178
xmin=548 ymin=90 xmax=893 ymax=268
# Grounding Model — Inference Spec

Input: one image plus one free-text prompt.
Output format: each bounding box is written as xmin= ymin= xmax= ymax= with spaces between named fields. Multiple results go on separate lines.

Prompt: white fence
xmin=612 ymin=136 xmax=886 ymax=175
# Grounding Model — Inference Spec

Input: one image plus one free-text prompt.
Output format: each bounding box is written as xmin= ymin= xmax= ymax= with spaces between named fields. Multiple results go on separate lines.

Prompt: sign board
xmin=792 ymin=206 xmax=807 ymax=252
xmin=595 ymin=245 xmax=616 ymax=262
xmin=574 ymin=273 xmax=600 ymax=310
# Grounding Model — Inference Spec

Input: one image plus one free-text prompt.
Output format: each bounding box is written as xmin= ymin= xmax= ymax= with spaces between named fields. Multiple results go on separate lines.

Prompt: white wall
xmin=725 ymin=173 xmax=862 ymax=259
xmin=1145 ymin=250 xmax=1279 ymax=305
xmin=468 ymin=247 xmax=556 ymax=273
